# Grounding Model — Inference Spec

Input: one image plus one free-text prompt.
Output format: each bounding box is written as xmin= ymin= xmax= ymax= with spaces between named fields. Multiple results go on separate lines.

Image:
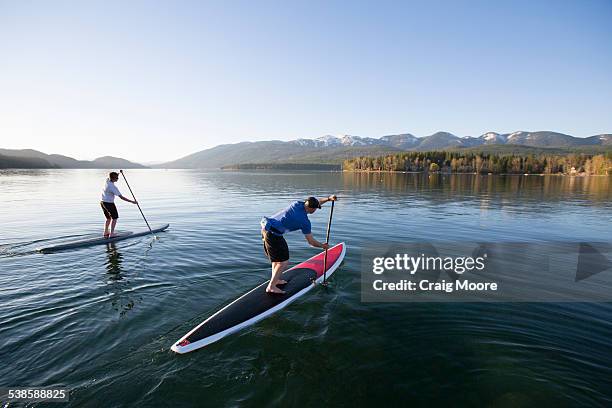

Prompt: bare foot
xmin=266 ymin=285 xmax=286 ymax=294
xmin=277 ymin=279 xmax=288 ymax=285
xmin=103 ymin=233 xmax=110 ymax=239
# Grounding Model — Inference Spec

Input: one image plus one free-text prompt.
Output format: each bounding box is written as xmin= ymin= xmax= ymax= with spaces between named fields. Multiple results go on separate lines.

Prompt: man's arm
xmin=119 ymin=195 xmax=138 ymax=204
xmin=304 ymin=233 xmax=329 ymax=250
xmin=317 ymin=194 xmax=338 ymax=206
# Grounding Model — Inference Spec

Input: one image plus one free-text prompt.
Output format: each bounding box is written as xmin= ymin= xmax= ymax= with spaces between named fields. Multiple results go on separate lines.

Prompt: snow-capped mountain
xmin=290 ymin=131 xmax=611 ymax=150
xmin=503 ymin=131 xmax=602 ymax=147
xmin=292 ymin=134 xmax=388 ymax=147
xmin=596 ymin=134 xmax=612 ymax=144
xmin=380 ymin=133 xmax=420 ymax=148
xmin=480 ymin=132 xmax=509 ymax=144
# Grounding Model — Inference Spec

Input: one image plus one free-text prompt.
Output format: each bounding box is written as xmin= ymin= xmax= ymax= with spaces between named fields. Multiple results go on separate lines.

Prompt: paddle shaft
xmin=323 ymin=200 xmax=335 ymax=284
xmin=119 ymin=170 xmax=153 ymax=234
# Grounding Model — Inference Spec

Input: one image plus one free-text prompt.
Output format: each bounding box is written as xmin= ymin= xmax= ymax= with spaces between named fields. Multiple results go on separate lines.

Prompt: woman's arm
xmin=119 ymin=195 xmax=138 ymax=204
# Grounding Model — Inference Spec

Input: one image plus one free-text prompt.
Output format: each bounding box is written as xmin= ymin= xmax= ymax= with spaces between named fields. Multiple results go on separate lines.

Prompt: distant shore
xmin=343 ymin=151 xmax=612 ymax=176
xmin=342 ymin=169 xmax=610 ymax=176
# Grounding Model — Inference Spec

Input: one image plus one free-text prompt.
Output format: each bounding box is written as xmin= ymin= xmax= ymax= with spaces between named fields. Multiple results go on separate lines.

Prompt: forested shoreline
xmin=343 ymin=151 xmax=612 ymax=175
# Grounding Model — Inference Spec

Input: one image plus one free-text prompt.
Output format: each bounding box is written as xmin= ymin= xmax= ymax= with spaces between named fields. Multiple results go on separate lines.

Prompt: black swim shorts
xmin=101 ymin=201 xmax=119 ymax=220
xmin=262 ymin=230 xmax=289 ymax=262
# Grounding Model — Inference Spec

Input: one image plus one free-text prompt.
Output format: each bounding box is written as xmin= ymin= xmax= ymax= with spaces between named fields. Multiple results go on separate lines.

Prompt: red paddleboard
xmin=171 ymin=242 xmax=346 ymax=353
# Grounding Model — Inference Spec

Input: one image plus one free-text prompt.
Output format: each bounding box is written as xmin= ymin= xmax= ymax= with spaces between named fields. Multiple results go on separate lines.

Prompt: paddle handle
xmin=120 ymin=170 xmax=153 ymax=234
xmin=323 ymin=200 xmax=335 ymax=284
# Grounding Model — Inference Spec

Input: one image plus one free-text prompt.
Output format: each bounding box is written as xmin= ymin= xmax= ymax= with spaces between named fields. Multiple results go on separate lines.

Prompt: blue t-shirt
xmin=261 ymin=201 xmax=312 ymax=235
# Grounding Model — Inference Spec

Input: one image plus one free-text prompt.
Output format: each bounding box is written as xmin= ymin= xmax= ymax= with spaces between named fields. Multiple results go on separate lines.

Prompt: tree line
xmin=343 ymin=151 xmax=612 ymax=175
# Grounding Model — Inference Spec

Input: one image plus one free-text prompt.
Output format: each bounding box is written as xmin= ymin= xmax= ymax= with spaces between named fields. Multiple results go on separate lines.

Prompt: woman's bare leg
xmin=104 ymin=219 xmax=111 ymax=237
xmin=110 ymin=219 xmax=118 ymax=237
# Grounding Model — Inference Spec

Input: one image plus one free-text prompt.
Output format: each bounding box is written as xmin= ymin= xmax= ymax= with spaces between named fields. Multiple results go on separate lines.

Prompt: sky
xmin=1 ymin=0 xmax=611 ymax=163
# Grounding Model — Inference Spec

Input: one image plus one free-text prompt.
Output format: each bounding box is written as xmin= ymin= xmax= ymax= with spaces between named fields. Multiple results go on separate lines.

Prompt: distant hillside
xmin=0 ymin=149 xmax=146 ymax=169
xmin=503 ymin=131 xmax=609 ymax=147
xmin=0 ymin=153 xmax=58 ymax=169
xmin=158 ymin=131 xmax=612 ymax=169
xmin=158 ymin=143 xmax=401 ymax=168
xmin=222 ymin=163 xmax=341 ymax=171
xmin=447 ymin=144 xmax=612 ymax=155
xmin=417 ymin=132 xmax=466 ymax=150
xmin=91 ymin=156 xmax=147 ymax=168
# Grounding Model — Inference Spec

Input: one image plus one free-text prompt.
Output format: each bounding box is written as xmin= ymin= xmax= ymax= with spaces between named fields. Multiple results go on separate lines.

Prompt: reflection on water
xmin=105 ymin=243 xmax=123 ymax=276
xmin=340 ymin=171 xmax=612 ymax=203
xmin=204 ymin=170 xmax=611 ymax=198
xmin=103 ymin=242 xmax=137 ymax=317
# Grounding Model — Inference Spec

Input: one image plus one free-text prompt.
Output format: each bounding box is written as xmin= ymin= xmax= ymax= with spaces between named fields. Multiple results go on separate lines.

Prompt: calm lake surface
xmin=1 ymin=169 xmax=611 ymax=407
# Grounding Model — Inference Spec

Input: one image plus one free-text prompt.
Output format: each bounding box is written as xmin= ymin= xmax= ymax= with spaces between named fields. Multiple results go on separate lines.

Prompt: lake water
xmin=1 ymin=169 xmax=611 ymax=406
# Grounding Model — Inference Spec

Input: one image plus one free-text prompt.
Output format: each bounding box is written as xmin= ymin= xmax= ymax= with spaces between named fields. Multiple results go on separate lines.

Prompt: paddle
xmin=119 ymin=170 xmax=155 ymax=238
xmin=322 ymin=200 xmax=335 ymax=285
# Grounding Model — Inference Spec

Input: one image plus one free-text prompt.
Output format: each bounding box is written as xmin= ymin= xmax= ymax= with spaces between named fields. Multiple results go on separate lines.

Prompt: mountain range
xmin=0 ymin=148 xmax=146 ymax=169
xmin=2 ymin=131 xmax=610 ymax=169
xmin=159 ymin=131 xmax=612 ymax=169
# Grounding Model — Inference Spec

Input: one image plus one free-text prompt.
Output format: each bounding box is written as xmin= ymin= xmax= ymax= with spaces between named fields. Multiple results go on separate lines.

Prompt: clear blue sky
xmin=1 ymin=0 xmax=611 ymax=162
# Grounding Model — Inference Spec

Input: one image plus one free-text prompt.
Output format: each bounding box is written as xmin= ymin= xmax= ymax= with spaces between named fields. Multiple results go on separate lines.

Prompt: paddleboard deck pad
xmin=37 ymin=224 xmax=169 ymax=253
xmin=171 ymin=242 xmax=346 ymax=354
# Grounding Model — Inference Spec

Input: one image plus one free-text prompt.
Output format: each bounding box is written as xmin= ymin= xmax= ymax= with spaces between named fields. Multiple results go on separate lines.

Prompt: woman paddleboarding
xmin=100 ymin=171 xmax=138 ymax=238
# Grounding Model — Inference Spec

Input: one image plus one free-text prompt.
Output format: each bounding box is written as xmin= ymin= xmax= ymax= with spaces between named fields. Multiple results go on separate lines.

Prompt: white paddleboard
xmin=37 ymin=224 xmax=169 ymax=253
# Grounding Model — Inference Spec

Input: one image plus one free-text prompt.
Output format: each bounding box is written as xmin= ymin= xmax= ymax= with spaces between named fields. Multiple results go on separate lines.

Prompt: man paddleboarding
xmin=261 ymin=195 xmax=337 ymax=294
xmin=101 ymin=172 xmax=138 ymax=238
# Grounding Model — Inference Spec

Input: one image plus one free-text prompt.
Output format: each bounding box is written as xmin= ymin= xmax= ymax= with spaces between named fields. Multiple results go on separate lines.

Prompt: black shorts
xmin=262 ymin=230 xmax=289 ymax=263
xmin=101 ymin=201 xmax=119 ymax=220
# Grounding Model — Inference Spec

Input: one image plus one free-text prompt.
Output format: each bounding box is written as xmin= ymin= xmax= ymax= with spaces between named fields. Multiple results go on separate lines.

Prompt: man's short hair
xmin=109 ymin=171 xmax=119 ymax=179
xmin=305 ymin=196 xmax=321 ymax=209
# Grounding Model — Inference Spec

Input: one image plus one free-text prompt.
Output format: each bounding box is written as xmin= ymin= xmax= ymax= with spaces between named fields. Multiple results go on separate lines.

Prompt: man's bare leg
xmin=104 ymin=219 xmax=111 ymax=238
xmin=109 ymin=219 xmax=118 ymax=237
xmin=267 ymin=260 xmax=289 ymax=293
